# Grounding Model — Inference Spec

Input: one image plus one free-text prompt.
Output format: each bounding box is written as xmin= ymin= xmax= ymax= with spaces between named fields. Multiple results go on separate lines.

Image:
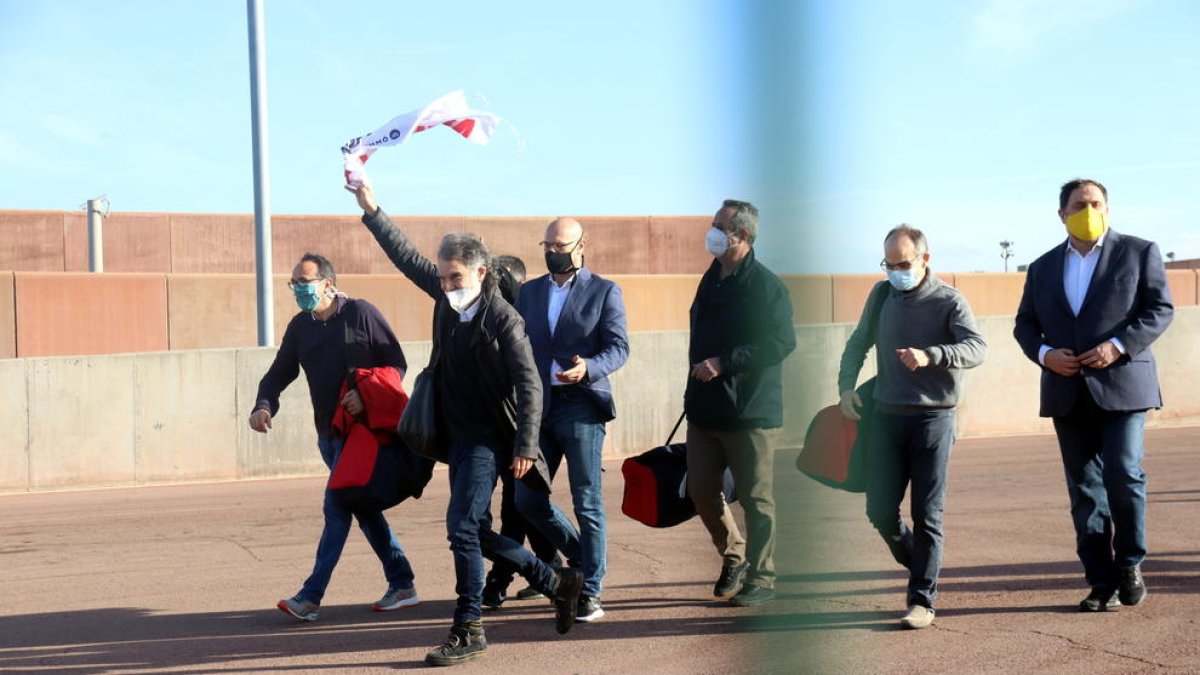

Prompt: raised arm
xmin=351 ymin=184 xmax=443 ymax=300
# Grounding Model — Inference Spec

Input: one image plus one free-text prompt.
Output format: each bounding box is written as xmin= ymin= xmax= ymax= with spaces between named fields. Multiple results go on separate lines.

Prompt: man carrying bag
xmin=837 ymin=225 xmax=986 ymax=630
xmin=251 ymin=253 xmax=421 ymax=623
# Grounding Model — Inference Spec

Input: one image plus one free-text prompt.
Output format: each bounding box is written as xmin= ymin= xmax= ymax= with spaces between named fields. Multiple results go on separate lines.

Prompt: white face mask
xmin=445 ymin=286 xmax=481 ymax=314
xmin=705 ymin=227 xmax=730 ymax=257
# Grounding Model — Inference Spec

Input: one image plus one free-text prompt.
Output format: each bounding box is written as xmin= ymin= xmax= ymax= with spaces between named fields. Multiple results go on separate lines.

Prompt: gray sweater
xmin=838 ymin=273 xmax=986 ymax=412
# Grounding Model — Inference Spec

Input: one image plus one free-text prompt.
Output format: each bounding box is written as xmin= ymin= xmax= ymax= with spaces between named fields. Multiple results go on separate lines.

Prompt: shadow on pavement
xmin=0 ymin=594 xmax=761 ymax=673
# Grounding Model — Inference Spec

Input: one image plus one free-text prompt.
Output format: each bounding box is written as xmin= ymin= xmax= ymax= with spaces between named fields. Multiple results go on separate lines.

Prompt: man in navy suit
xmin=513 ymin=217 xmax=630 ymax=623
xmin=1014 ymin=178 xmax=1174 ymax=612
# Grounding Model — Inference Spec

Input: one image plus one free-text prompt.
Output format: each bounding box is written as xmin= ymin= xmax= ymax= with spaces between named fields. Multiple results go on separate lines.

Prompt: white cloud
xmin=969 ymin=0 xmax=1146 ymax=62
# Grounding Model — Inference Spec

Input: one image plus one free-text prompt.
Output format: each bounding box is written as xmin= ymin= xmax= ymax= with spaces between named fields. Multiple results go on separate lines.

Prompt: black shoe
xmin=1079 ymin=587 xmax=1120 ymax=612
xmin=552 ymin=568 xmax=584 ymax=635
xmin=424 ymin=622 xmax=487 ymax=667
xmin=514 ymin=585 xmax=545 ymax=601
xmin=730 ymin=582 xmax=776 ymax=607
xmin=714 ymin=561 xmax=749 ymax=598
xmin=577 ymin=594 xmax=604 ymax=622
xmin=1118 ymin=566 xmax=1146 ymax=606
xmin=482 ymin=583 xmax=507 ymax=610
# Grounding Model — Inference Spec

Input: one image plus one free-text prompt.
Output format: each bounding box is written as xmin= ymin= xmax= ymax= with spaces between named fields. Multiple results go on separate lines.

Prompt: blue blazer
xmin=516 ymin=267 xmax=630 ymax=422
xmin=1014 ymin=230 xmax=1174 ymax=417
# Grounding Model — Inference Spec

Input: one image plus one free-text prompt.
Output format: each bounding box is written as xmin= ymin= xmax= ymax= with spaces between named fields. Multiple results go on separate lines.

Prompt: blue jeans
xmin=447 ymin=442 xmax=559 ymax=624
xmin=865 ymin=409 xmax=955 ymax=609
xmin=514 ymin=391 xmax=607 ymax=597
xmin=298 ymin=434 xmax=414 ymax=604
xmin=1052 ymin=387 xmax=1148 ymax=589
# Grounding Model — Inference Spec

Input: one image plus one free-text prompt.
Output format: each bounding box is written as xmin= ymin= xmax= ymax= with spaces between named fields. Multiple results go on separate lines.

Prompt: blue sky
xmin=1 ymin=0 xmax=1197 ymax=274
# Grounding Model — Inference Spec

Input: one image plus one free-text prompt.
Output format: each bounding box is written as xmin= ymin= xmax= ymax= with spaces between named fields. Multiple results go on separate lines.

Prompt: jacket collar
xmin=705 ymin=247 xmax=757 ymax=284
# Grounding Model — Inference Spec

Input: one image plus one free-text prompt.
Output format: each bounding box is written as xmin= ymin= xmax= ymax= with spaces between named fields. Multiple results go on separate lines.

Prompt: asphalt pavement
xmin=1 ymin=427 xmax=1197 ymax=674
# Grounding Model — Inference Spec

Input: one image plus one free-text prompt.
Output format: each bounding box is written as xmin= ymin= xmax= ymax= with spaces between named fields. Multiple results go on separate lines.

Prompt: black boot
xmin=425 ymin=621 xmax=487 ymax=667
xmin=552 ymin=568 xmax=584 ymax=635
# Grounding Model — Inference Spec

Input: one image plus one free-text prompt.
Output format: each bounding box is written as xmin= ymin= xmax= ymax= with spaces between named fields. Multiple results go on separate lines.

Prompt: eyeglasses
xmin=880 ymin=257 xmax=920 ymax=272
xmin=539 ymin=238 xmax=582 ymax=253
xmin=287 ymin=276 xmax=323 ymax=290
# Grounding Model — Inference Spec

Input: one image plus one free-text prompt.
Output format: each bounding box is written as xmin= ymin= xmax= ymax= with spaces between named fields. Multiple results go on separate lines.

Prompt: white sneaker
xmin=373 ymin=585 xmax=420 ymax=611
xmin=577 ymin=595 xmax=605 ymax=622
xmin=900 ymin=604 xmax=935 ymax=629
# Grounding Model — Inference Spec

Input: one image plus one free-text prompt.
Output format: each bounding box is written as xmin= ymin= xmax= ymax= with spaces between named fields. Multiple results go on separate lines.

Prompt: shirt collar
xmin=551 ymin=273 xmax=576 ymax=291
xmin=457 ymin=296 xmax=482 ymax=322
xmin=1064 ymin=229 xmax=1108 ymax=255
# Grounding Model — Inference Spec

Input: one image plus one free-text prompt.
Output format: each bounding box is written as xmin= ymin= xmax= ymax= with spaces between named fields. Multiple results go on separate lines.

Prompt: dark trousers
xmin=446 ymin=442 xmax=558 ymax=624
xmin=865 ymin=409 xmax=955 ymax=609
xmin=1052 ymin=386 xmax=1148 ymax=590
xmin=486 ymin=469 xmax=560 ymax=591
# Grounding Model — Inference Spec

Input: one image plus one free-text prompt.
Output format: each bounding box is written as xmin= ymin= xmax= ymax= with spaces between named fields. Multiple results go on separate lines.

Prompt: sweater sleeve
xmin=357 ymin=300 xmax=407 ymax=375
xmin=254 ymin=318 xmax=300 ymax=416
xmin=926 ymin=294 xmax=987 ymax=369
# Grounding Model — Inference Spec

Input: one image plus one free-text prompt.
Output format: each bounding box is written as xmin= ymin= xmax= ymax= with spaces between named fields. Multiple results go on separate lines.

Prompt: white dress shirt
xmin=1038 ymin=231 xmax=1126 ymax=364
xmin=547 ymin=274 xmax=575 ymax=385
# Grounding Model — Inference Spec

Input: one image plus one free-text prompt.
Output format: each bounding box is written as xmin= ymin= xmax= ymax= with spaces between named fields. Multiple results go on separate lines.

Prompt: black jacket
xmin=685 ymin=249 xmax=796 ymax=431
xmin=362 ymin=208 xmax=551 ymax=492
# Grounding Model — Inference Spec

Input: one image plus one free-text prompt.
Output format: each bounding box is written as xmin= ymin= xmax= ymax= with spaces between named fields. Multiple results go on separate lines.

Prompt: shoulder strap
xmin=866 ymin=281 xmax=890 ymax=374
xmin=665 ymin=411 xmax=687 ymax=446
xmin=867 ymin=281 xmax=890 ymax=342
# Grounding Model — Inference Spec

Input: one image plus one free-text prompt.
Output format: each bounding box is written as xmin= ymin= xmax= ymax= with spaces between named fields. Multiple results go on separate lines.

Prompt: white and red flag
xmin=341 ymin=90 xmax=500 ymax=186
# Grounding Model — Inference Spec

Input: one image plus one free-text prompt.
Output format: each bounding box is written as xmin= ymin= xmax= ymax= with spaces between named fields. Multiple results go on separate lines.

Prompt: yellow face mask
xmin=1065 ymin=206 xmax=1108 ymax=242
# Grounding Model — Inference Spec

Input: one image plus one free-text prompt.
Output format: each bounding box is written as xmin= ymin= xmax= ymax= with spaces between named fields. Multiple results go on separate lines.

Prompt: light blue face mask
xmin=887 ymin=268 xmax=921 ymax=291
xmin=293 ymin=282 xmax=322 ymax=311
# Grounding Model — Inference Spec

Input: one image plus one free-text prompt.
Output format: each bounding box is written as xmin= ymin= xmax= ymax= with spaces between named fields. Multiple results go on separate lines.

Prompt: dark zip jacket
xmin=685 ymin=249 xmax=796 ymax=431
xmin=361 ymin=207 xmax=551 ymax=492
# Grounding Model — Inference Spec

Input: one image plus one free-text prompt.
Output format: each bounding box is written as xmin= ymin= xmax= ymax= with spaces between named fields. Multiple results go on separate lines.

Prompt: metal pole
xmin=86 ymin=198 xmax=104 ymax=272
xmin=247 ymin=0 xmax=274 ymax=346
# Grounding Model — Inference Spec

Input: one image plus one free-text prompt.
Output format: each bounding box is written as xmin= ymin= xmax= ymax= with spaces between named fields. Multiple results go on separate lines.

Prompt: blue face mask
xmin=293 ymin=282 xmax=322 ymax=311
xmin=887 ymin=268 xmax=921 ymax=291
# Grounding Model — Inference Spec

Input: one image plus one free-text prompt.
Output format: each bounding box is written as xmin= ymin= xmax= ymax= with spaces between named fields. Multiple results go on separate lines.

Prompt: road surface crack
xmin=231 ymin=538 xmax=263 ymax=562
xmin=1026 ymin=629 xmax=1172 ymax=669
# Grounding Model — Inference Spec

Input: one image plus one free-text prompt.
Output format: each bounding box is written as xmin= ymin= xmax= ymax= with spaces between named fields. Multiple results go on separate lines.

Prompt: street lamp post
xmin=999 ymin=240 xmax=1014 ymax=273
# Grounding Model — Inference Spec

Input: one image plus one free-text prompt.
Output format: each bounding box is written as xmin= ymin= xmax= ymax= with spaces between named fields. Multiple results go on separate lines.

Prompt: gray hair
xmin=437 ymin=232 xmax=491 ymax=269
xmin=438 ymin=232 xmax=494 ymax=292
xmin=721 ymin=199 xmax=759 ymax=244
xmin=884 ymin=224 xmax=928 ymax=255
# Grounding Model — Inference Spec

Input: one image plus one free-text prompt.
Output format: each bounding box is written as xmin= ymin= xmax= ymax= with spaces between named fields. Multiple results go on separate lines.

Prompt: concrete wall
xmin=3 ymin=269 xmax=1196 ymax=359
xmin=1 ymin=307 xmax=1196 ymax=493
xmin=13 ymin=273 xmax=169 ymax=357
xmin=0 ymin=210 xmax=715 ymax=276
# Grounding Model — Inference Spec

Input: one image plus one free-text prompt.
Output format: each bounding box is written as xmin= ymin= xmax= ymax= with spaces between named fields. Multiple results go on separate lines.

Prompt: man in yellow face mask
xmin=1014 ymin=178 xmax=1174 ymax=613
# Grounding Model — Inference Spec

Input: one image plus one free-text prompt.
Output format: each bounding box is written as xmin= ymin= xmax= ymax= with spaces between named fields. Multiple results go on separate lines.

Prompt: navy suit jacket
xmin=1014 ymin=229 xmax=1174 ymax=417
xmin=516 ymin=267 xmax=630 ymax=422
